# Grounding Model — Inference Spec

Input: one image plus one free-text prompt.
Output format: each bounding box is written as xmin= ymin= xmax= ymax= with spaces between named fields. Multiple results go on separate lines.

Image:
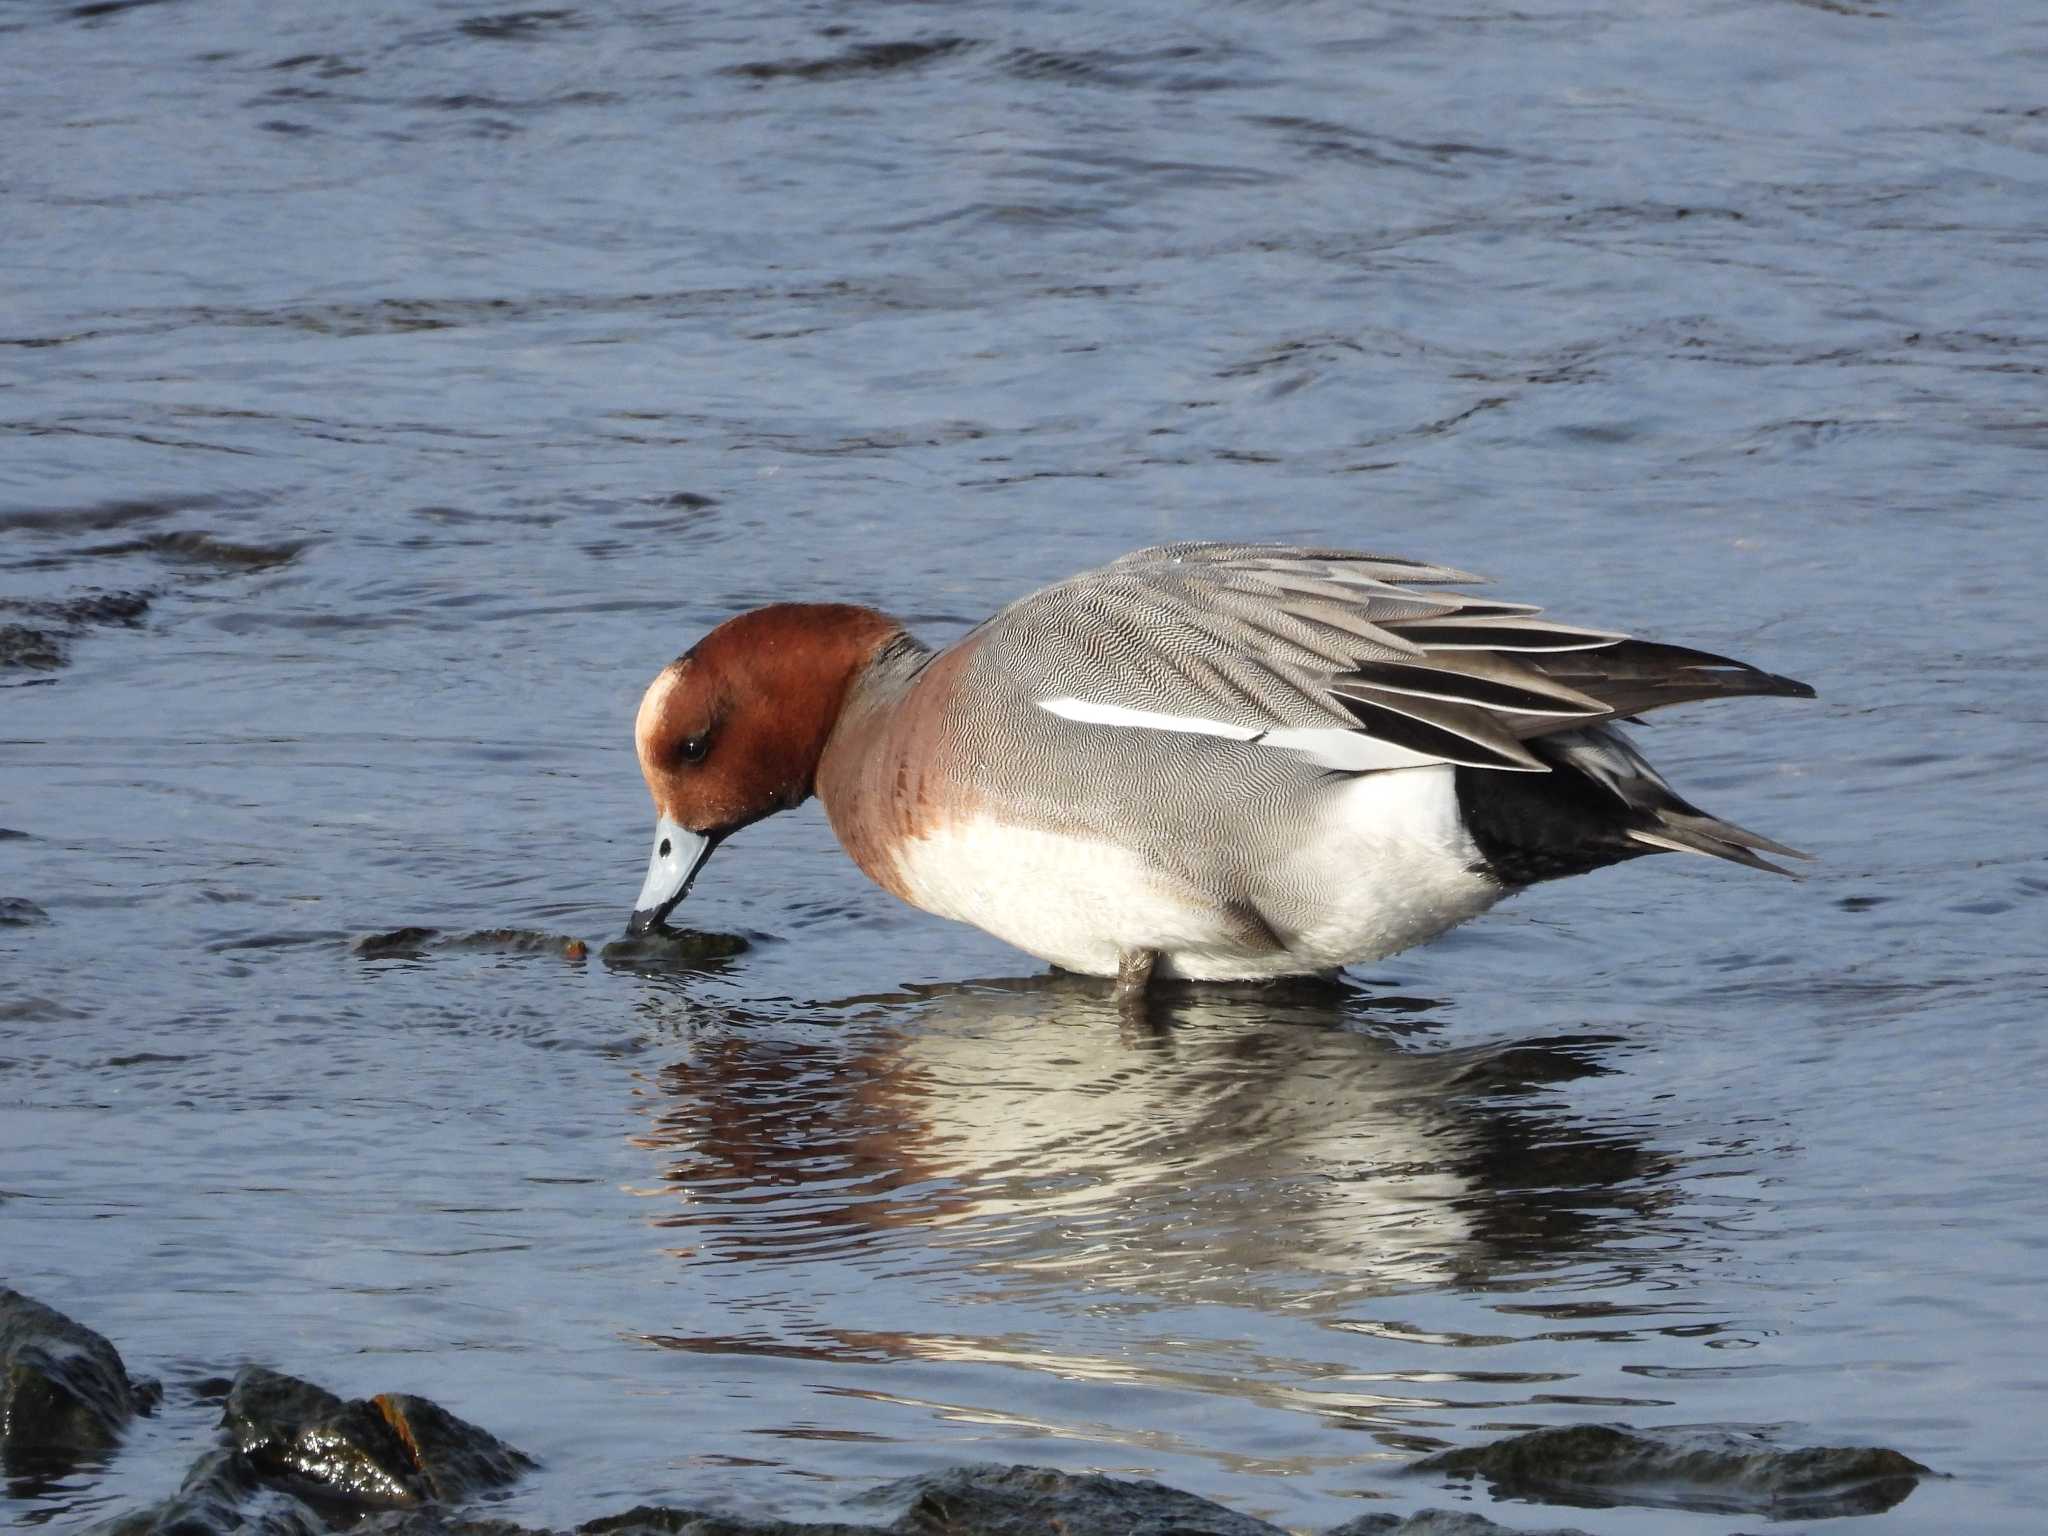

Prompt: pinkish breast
xmin=815 ymin=634 xmax=982 ymax=905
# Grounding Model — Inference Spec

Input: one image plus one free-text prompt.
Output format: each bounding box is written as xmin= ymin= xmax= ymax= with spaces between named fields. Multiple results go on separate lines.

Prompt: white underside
xmin=888 ymin=767 xmax=1503 ymax=981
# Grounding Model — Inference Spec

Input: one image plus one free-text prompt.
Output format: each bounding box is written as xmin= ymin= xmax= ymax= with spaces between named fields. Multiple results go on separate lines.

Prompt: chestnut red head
xmin=628 ymin=603 xmax=900 ymax=935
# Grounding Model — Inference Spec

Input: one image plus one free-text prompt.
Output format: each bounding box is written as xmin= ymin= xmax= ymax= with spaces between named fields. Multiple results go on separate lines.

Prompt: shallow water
xmin=4 ymin=0 xmax=2046 ymax=1532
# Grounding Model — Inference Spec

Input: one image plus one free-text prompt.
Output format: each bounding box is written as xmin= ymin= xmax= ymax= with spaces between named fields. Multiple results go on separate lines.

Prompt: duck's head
xmin=627 ymin=602 xmax=897 ymax=935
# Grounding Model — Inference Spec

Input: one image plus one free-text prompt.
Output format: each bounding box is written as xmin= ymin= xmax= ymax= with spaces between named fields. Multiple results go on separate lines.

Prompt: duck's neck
xmin=816 ymin=624 xmax=971 ymax=900
xmin=816 ymin=623 xmax=939 ymax=784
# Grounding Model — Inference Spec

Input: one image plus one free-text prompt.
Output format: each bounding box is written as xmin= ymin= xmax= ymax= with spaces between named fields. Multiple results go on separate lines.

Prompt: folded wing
xmin=998 ymin=541 xmax=1814 ymax=776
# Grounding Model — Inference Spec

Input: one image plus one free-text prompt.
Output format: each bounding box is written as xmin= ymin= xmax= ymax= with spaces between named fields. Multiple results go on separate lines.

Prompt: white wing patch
xmin=1037 ymin=695 xmax=1451 ymax=773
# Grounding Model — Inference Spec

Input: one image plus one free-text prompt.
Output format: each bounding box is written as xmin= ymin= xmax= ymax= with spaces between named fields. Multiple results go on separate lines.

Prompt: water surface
xmin=4 ymin=1 xmax=2046 ymax=1532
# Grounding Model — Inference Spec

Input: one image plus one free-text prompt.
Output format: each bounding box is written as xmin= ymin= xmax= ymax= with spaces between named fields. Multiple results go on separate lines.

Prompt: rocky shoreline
xmin=2 ymin=1289 xmax=1930 ymax=1535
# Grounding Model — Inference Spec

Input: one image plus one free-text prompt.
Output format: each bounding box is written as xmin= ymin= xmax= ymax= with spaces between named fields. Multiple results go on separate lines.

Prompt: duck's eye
xmin=679 ymin=733 xmax=709 ymax=765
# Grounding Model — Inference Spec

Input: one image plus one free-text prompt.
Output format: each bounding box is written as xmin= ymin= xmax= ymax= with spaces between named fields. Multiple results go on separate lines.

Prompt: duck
xmin=628 ymin=542 xmax=1813 ymax=995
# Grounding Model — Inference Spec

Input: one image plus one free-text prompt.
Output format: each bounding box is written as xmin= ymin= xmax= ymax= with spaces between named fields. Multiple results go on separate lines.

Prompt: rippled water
xmin=5 ymin=1 xmax=2046 ymax=1532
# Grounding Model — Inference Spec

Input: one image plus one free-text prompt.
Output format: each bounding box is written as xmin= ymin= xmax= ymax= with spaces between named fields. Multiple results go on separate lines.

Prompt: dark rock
xmin=1327 ymin=1511 xmax=1593 ymax=1535
xmin=353 ymin=928 xmax=597 ymax=960
xmin=143 ymin=532 xmax=301 ymax=569
xmin=223 ymin=1365 xmax=533 ymax=1510
xmin=434 ymin=928 xmax=589 ymax=958
xmin=81 ymin=1446 xmax=326 ymax=1536
xmin=855 ymin=1463 xmax=1285 ymax=1536
xmin=598 ymin=928 xmax=750 ymax=968
xmin=93 ymin=1455 xmax=1615 ymax=1536
xmin=578 ymin=1509 xmax=873 ymax=1536
xmin=352 ymin=927 xmax=446 ymax=958
xmin=0 ymin=1287 xmax=158 ymax=1477
xmin=0 ymin=589 xmax=153 ymax=627
xmin=725 ymin=38 xmax=974 ymax=83
xmin=80 ymin=532 xmax=302 ymax=570
xmin=224 ymin=1367 xmax=411 ymax=1506
xmin=357 ymin=1514 xmax=548 ymax=1536
xmin=550 ymin=1466 xmax=1292 ymax=1536
xmin=567 ymin=1472 xmax=1590 ymax=1536
xmin=27 ymin=590 xmax=154 ymax=626
xmin=0 ymin=590 xmax=152 ymax=670
xmin=0 ymin=897 xmax=52 ymax=925
xmin=1411 ymin=1423 xmax=1929 ymax=1519
xmin=346 ymin=1465 xmax=1311 ymax=1536
xmin=0 ymin=622 xmax=66 ymax=669
xmin=372 ymin=1392 xmax=538 ymax=1502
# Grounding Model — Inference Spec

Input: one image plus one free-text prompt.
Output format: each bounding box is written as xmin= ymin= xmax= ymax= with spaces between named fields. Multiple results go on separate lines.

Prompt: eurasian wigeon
xmin=629 ymin=542 xmax=1813 ymax=993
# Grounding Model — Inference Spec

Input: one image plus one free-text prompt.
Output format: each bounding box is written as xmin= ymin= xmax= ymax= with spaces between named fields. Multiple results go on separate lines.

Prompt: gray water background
xmin=4 ymin=0 xmax=2046 ymax=1531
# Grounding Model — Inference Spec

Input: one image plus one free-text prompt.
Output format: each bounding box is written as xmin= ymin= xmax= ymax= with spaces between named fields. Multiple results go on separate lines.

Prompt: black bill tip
xmin=625 ymin=901 xmax=679 ymax=939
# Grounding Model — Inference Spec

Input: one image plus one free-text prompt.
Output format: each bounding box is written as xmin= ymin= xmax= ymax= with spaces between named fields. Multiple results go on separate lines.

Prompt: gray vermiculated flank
xmin=930 ymin=542 xmax=1809 ymax=891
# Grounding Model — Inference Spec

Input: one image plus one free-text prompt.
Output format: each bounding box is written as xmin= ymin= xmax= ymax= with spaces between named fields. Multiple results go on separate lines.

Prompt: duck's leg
xmin=1113 ymin=948 xmax=1158 ymax=1005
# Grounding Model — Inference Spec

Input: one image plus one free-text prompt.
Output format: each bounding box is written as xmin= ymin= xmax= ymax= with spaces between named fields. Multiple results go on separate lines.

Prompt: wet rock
xmin=598 ymin=928 xmax=750 ymax=968
xmin=1 ymin=1288 xmax=160 ymax=1476
xmin=0 ymin=590 xmax=152 ymax=670
xmin=81 ymin=1446 xmax=326 ymax=1536
xmin=346 ymin=1465 xmax=1311 ymax=1536
xmin=83 ymin=531 xmax=303 ymax=570
xmin=1411 ymin=1423 xmax=1929 ymax=1519
xmin=574 ymin=1510 xmax=872 ymax=1536
xmin=1327 ymin=1511 xmax=1592 ymax=1535
xmin=441 ymin=928 xmax=591 ymax=958
xmin=92 ymin=1456 xmax=1622 ymax=1536
xmin=367 ymin=1391 xmax=536 ymax=1502
xmin=223 ymin=1365 xmax=533 ymax=1509
xmin=462 ymin=1466 xmax=1298 ymax=1536
xmin=856 ymin=1463 xmax=1285 ymax=1536
xmin=353 ymin=927 xmax=596 ymax=961
xmin=356 ymin=1514 xmax=543 ymax=1536
xmin=725 ymin=38 xmax=975 ymax=82
xmin=0 ymin=897 xmax=52 ymax=925
xmin=12 ymin=590 xmax=155 ymax=626
xmin=562 ymin=1470 xmax=1591 ymax=1536
xmin=0 ymin=589 xmax=153 ymax=626
xmin=352 ymin=926 xmax=447 ymax=958
xmin=0 ymin=622 xmax=66 ymax=669
xmin=222 ymin=1368 xmax=407 ymax=1506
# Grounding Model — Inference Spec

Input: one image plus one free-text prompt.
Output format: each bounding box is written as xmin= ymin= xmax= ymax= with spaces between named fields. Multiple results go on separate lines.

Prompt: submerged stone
xmin=435 ymin=928 xmax=592 ymax=958
xmin=0 ymin=897 xmax=52 ymax=926
xmin=360 ymin=1468 xmax=1593 ymax=1536
xmin=0 ymin=622 xmax=66 ymax=669
xmin=1327 ymin=1511 xmax=1593 ymax=1535
xmin=1411 ymin=1423 xmax=1929 ymax=1519
xmin=0 ymin=1288 xmax=159 ymax=1477
xmin=80 ymin=531 xmax=303 ymax=570
xmin=21 ymin=590 xmax=154 ymax=626
xmin=859 ymin=1463 xmax=1284 ymax=1536
xmin=82 ymin=1446 xmax=326 ymax=1536
xmin=598 ymin=928 xmax=750 ymax=967
xmin=352 ymin=927 xmax=598 ymax=960
xmin=83 ymin=1448 xmax=1655 ymax=1536
xmin=146 ymin=531 xmax=304 ymax=568
xmin=352 ymin=927 xmax=445 ymax=958
xmin=576 ymin=1509 xmax=874 ymax=1536
xmin=0 ymin=591 xmax=153 ymax=671
xmin=356 ymin=1512 xmax=544 ymax=1536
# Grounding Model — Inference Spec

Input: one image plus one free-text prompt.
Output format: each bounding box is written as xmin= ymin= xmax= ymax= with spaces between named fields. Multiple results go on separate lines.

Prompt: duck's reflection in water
xmin=627 ymin=976 xmax=1667 ymax=1326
